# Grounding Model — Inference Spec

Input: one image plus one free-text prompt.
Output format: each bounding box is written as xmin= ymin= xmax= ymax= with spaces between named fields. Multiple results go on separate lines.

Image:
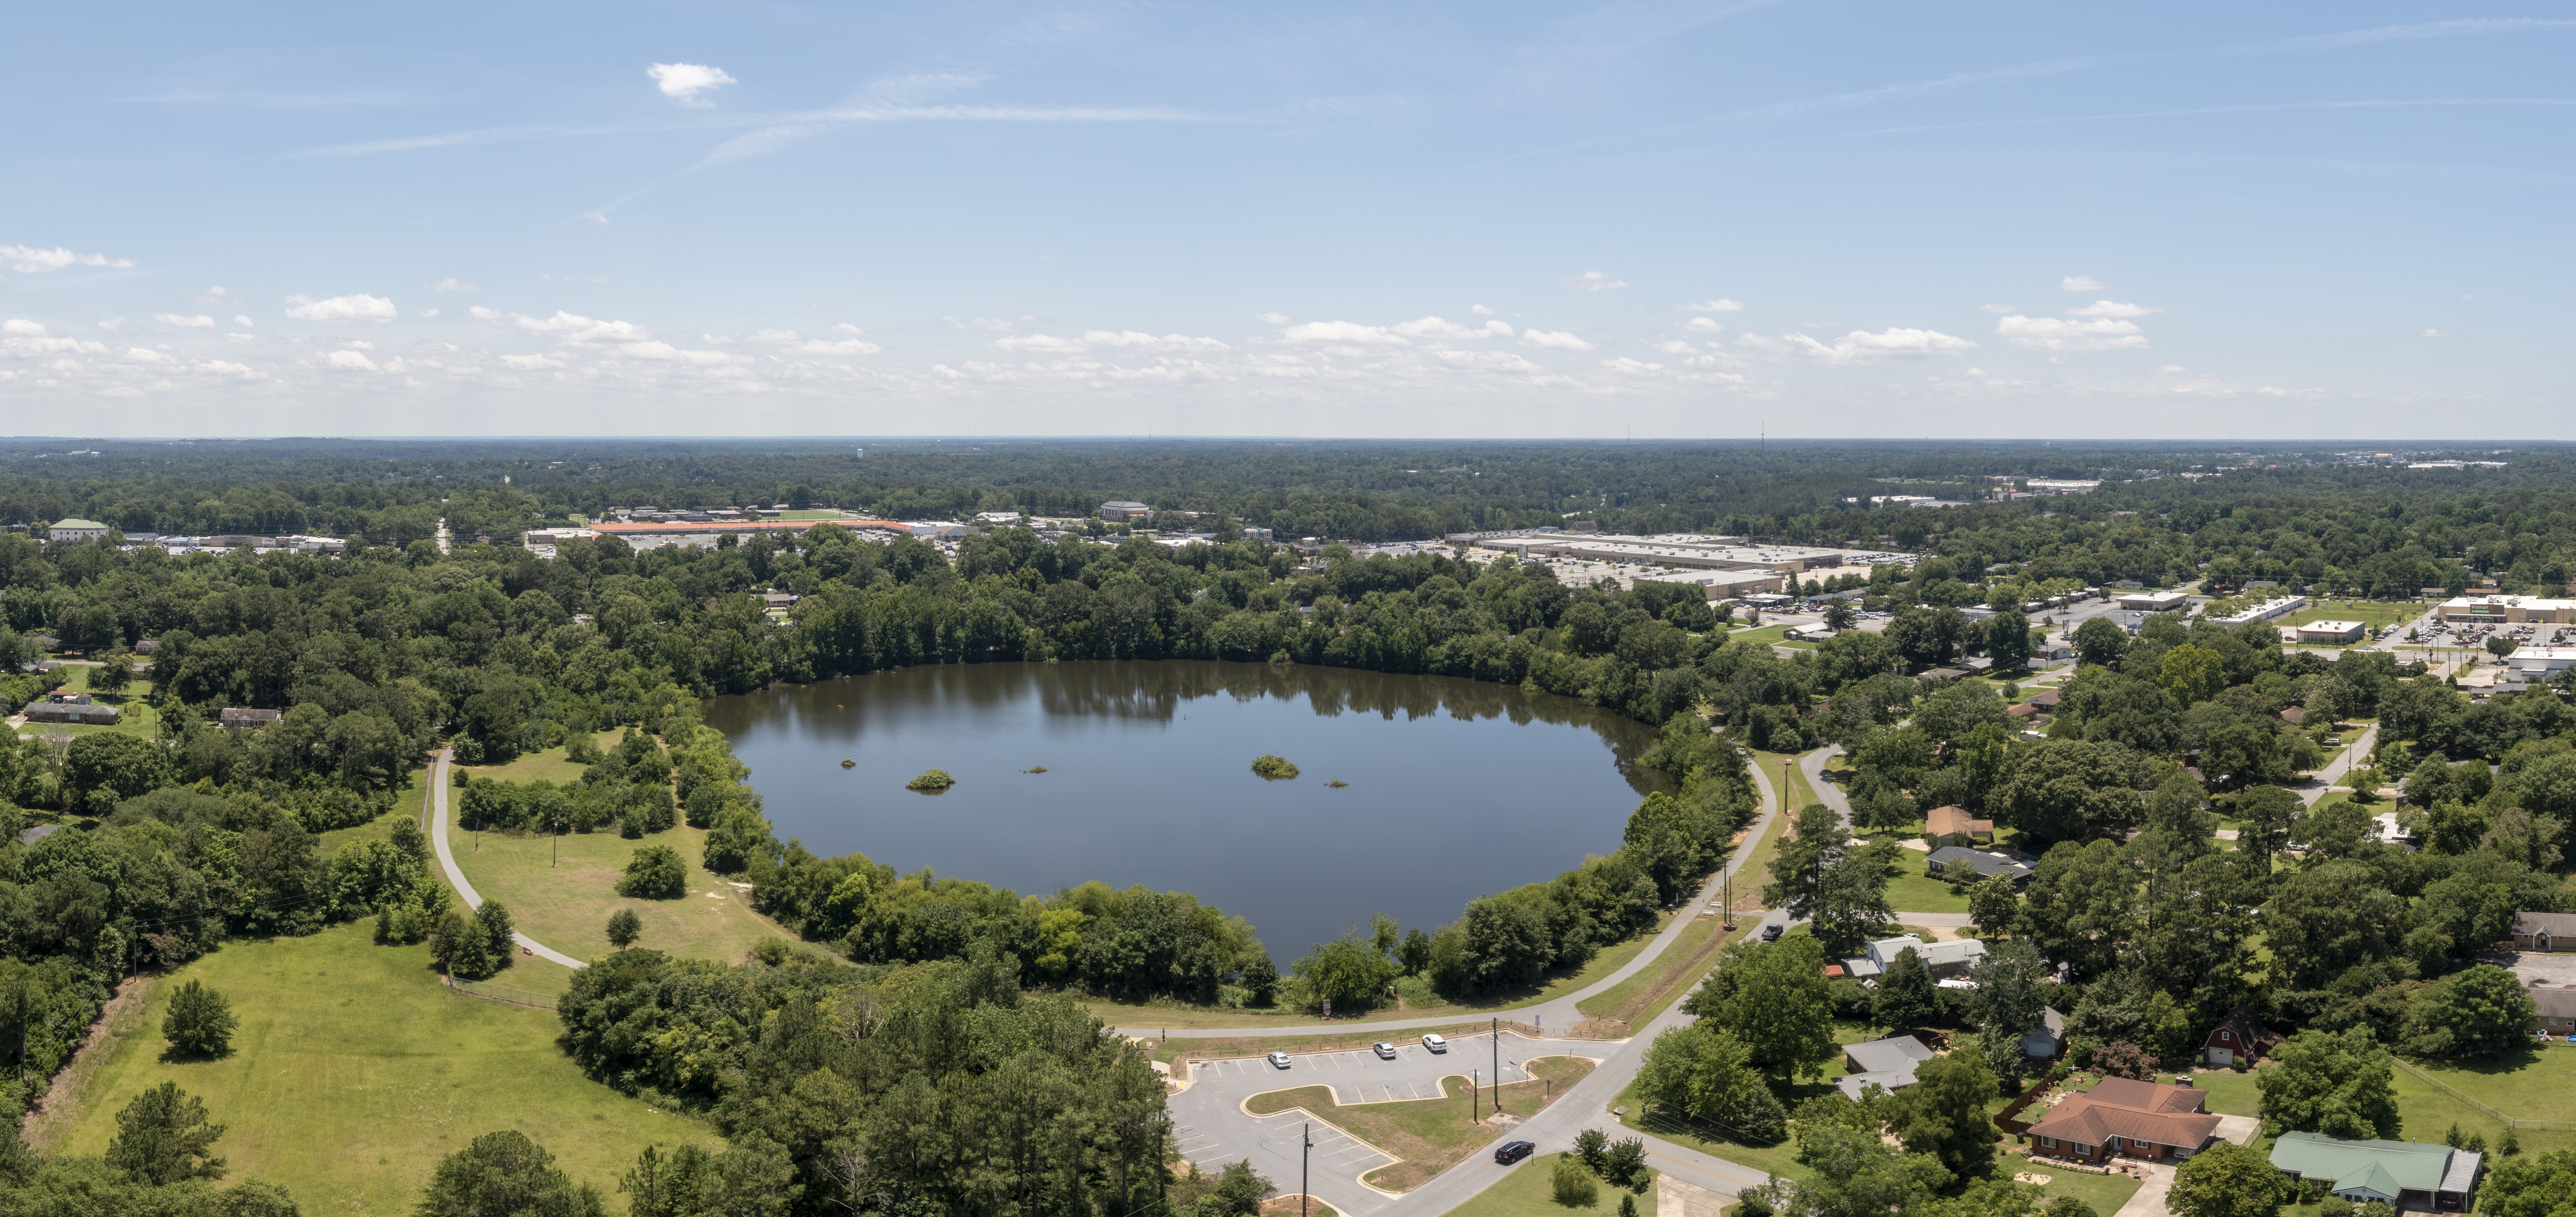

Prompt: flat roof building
xmin=2118 ymin=590 xmax=2193 ymax=612
xmin=48 ymin=518 xmax=109 ymax=543
xmin=2296 ymin=620 xmax=2367 ymax=644
xmin=2211 ymin=595 xmax=2308 ymax=626
xmin=2436 ymin=595 xmax=2576 ymax=624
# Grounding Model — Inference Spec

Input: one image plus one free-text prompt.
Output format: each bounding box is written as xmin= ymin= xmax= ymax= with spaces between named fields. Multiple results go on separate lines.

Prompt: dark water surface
xmin=702 ymin=661 xmax=1667 ymax=960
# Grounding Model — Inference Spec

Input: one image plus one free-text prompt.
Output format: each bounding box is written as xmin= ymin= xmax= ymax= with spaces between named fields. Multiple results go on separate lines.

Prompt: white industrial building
xmin=2435 ymin=596 xmax=2576 ymax=624
xmin=2117 ymin=590 xmax=2193 ymax=612
xmin=2211 ymin=595 xmax=2308 ymax=627
xmin=2294 ymin=619 xmax=2367 ymax=644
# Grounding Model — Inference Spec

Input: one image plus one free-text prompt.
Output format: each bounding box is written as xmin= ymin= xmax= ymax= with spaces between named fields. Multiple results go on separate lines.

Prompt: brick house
xmin=2512 ymin=911 xmax=2576 ymax=951
xmin=2027 ymin=1079 xmax=2220 ymax=1163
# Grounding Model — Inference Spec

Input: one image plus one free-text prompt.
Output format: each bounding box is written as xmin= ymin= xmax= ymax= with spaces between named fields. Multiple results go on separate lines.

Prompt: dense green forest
xmin=5 ymin=441 xmax=2576 ymax=1215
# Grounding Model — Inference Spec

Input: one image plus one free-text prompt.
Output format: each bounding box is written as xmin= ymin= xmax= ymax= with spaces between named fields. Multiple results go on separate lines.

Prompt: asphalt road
xmin=426 ymin=749 xmax=589 ymax=970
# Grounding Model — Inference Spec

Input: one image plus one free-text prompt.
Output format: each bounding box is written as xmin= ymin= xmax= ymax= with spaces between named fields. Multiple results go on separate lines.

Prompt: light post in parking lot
xmin=1300 ymin=1122 xmax=1312 ymax=1217
xmin=1471 ymin=1069 xmax=1480 ymax=1123
xmin=1492 ymin=1017 xmax=1502 ymax=1113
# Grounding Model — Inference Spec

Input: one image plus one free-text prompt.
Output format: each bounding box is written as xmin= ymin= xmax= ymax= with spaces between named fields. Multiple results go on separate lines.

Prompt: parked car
xmin=1760 ymin=923 xmax=1784 ymax=942
xmin=1373 ymin=1042 xmax=1397 ymax=1059
xmin=1266 ymin=1051 xmax=1291 ymax=1069
xmin=1495 ymin=1141 xmax=1535 ymax=1165
xmin=1421 ymin=1034 xmax=1448 ymax=1053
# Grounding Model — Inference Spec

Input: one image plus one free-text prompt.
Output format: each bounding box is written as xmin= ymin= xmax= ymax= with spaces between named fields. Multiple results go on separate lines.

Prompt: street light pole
xmin=1492 ymin=1017 xmax=1501 ymax=1114
xmin=1301 ymin=1122 xmax=1312 ymax=1217
xmin=1473 ymin=1069 xmax=1481 ymax=1123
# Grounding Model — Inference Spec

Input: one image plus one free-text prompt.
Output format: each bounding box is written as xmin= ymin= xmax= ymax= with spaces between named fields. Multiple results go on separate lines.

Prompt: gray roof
xmin=2514 ymin=911 xmax=2576 ymax=936
xmin=1836 ymin=1071 xmax=1914 ymax=1100
xmin=1926 ymin=846 xmax=2035 ymax=879
xmin=17 ymin=823 xmax=58 ymax=847
xmin=2042 ymin=1006 xmax=2066 ymax=1034
xmin=2441 ymin=1150 xmax=2483 ymax=1197
xmin=2533 ymin=986 xmax=2576 ymax=1019
xmin=1845 ymin=1035 xmax=1934 ymax=1074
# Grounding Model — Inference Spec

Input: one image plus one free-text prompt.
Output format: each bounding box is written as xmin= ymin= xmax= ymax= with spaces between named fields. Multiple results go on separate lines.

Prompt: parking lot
xmin=1167 ymin=1033 xmax=1578 ymax=1216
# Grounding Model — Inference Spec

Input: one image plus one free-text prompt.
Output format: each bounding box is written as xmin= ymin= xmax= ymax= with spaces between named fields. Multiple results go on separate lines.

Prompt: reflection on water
xmin=703 ymin=661 xmax=1666 ymax=959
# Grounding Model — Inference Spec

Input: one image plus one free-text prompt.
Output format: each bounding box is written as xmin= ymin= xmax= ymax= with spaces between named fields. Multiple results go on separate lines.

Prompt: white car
xmin=1267 ymin=1051 xmax=1291 ymax=1069
xmin=1421 ymin=1034 xmax=1448 ymax=1053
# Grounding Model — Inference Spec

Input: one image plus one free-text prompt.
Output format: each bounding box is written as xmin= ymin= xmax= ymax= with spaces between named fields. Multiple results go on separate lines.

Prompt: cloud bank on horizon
xmin=1 ymin=1 xmax=2564 ymax=437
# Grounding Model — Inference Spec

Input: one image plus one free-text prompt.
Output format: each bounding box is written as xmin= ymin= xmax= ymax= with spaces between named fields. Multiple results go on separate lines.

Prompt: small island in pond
xmin=1250 ymin=755 xmax=1300 ymax=780
xmin=906 ymin=769 xmax=957 ymax=792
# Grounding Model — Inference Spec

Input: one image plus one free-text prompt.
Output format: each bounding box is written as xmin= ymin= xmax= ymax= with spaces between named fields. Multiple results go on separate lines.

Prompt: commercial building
xmin=2211 ymin=595 xmax=2308 ymax=626
xmin=2117 ymin=590 xmax=2193 ymax=612
xmin=48 ymin=518 xmax=110 ymax=543
xmin=2267 ymin=1132 xmax=2481 ymax=1211
xmin=2435 ymin=596 xmax=2576 ymax=624
xmin=2295 ymin=619 xmax=2367 ymax=644
xmin=1835 ymin=1035 xmax=1935 ymax=1100
xmin=2028 ymin=1079 xmax=2219 ymax=1164
xmin=1098 ymin=500 xmax=1152 ymax=522
xmin=2513 ymin=911 xmax=2576 ymax=951
xmin=2025 ymin=480 xmax=2102 ymax=494
xmin=2496 ymin=647 xmax=2576 ymax=682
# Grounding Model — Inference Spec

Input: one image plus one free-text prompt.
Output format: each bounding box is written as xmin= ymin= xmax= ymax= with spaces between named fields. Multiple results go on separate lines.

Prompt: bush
xmin=417 ymin=1130 xmax=603 ymax=1217
xmin=905 ymin=769 xmax=956 ymax=792
xmin=1551 ymin=1155 xmax=1598 ymax=1207
xmin=618 ymin=845 xmax=689 ymax=899
xmin=2091 ymin=1039 xmax=2155 ymax=1081
xmin=606 ymin=909 xmax=643 ymax=949
xmin=1250 ymin=755 xmax=1300 ymax=780
xmin=1599 ymin=1137 xmax=1646 ymax=1188
xmin=162 ymin=980 xmax=237 ymax=1057
xmin=1239 ymin=954 xmax=1278 ymax=1006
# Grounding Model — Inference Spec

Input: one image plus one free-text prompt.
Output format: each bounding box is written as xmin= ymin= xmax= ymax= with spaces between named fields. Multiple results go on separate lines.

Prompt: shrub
xmin=162 ymin=980 xmax=237 ymax=1057
xmin=618 ymin=845 xmax=689 ymax=899
xmin=905 ymin=769 xmax=956 ymax=792
xmin=1600 ymin=1137 xmax=1646 ymax=1188
xmin=1574 ymin=1128 xmax=1608 ymax=1172
xmin=2091 ymin=1039 xmax=2155 ymax=1081
xmin=606 ymin=908 xmax=643 ymax=949
xmin=1551 ymin=1155 xmax=1598 ymax=1207
xmin=1250 ymin=755 xmax=1300 ymax=780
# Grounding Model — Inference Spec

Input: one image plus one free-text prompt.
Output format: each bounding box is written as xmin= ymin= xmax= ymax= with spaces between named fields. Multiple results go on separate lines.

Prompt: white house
xmin=48 ymin=518 xmax=109 ymax=543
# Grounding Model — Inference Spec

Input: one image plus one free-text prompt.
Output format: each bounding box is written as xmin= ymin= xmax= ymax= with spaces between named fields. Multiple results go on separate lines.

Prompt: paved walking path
xmin=1118 ymin=751 xmax=1786 ymax=1041
xmin=426 ymin=749 xmax=589 ymax=970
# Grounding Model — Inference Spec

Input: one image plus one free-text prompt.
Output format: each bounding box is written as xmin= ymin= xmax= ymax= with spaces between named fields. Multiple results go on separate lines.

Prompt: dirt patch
xmin=1259 ymin=1196 xmax=1339 ymax=1217
xmin=1568 ymin=1017 xmax=1632 ymax=1040
xmin=21 ymin=972 xmax=157 ymax=1151
xmin=1173 ymin=1021 xmax=1520 ymax=1064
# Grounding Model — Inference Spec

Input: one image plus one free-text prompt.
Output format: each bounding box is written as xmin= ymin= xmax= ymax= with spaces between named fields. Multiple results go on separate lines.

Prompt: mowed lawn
xmin=1446 ymin=1149 xmax=1659 ymax=1216
xmin=449 ymin=821 xmax=790 ymax=967
xmin=43 ymin=924 xmax=719 ymax=1216
xmin=1881 ymin=852 xmax=1972 ymax=915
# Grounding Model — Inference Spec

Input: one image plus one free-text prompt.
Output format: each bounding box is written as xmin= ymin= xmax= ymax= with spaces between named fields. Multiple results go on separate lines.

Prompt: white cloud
xmin=285 ymin=294 xmax=398 ymax=322
xmin=831 ymin=323 xmax=865 ymax=335
xmin=97 ymin=317 xmax=129 ymax=331
xmin=343 ymin=340 xmax=374 ymax=350
xmin=2060 ymin=275 xmax=2108 ymax=291
xmin=417 ymin=308 xmax=441 ymax=317
xmin=617 ymin=340 xmax=731 ymax=364
xmin=326 ymin=349 xmax=380 ymax=370
xmin=1980 ymin=303 xmax=2018 ymax=314
xmin=2067 ymin=300 xmax=2160 ymax=318
xmin=1602 ymin=357 xmax=1665 ymax=375
xmin=233 ymin=315 xmax=253 ymax=327
xmin=515 ymin=310 xmax=647 ymax=343
xmin=202 ymin=361 xmax=255 ymax=377
xmin=124 ymin=347 xmax=171 ymax=363
xmin=2422 ymin=329 xmax=2447 ymax=338
xmin=1471 ymin=304 xmax=1495 ymax=315
xmin=428 ymin=278 xmax=479 ymax=292
xmin=1654 ymin=341 xmax=1696 ymax=355
xmin=991 ymin=334 xmax=1092 ymax=354
xmin=749 ymin=329 xmax=801 ymax=343
xmin=648 ymin=63 xmax=737 ymax=107
xmin=500 ymin=353 xmax=564 ymax=370
xmin=1083 ymin=330 xmax=1230 ymax=352
xmin=467 ymin=306 xmax=500 ymax=320
xmin=1680 ymin=299 xmax=1744 ymax=312
xmin=1567 ymin=270 xmax=1628 ymax=292
xmin=1682 ymin=317 xmax=1726 ymax=334
xmin=1281 ymin=320 xmax=1407 ymax=345
xmin=1756 ymin=327 xmax=1978 ymax=363
xmin=1391 ymin=316 xmax=1508 ymax=340
xmin=1520 ymin=329 xmax=1595 ymax=351
xmin=1 ymin=245 xmax=135 ymax=273
xmin=1995 ymin=314 xmax=2148 ymax=351
xmin=2 ymin=319 xmax=44 ymax=336
xmin=1256 ymin=312 xmax=1292 ymax=325
xmin=792 ymin=338 xmax=883 ymax=355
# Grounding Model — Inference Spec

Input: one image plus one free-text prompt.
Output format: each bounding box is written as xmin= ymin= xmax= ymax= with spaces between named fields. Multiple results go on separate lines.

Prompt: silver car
xmin=1267 ymin=1051 xmax=1291 ymax=1069
xmin=1421 ymin=1034 xmax=1448 ymax=1053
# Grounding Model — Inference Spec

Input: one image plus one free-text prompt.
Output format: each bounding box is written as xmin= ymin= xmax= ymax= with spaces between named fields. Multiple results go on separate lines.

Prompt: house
xmin=48 ymin=517 xmax=110 ymax=543
xmin=1841 ymin=934 xmax=1987 ymax=981
xmin=2026 ymin=689 xmax=2062 ymax=709
xmin=2022 ymin=1007 xmax=2067 ymax=1060
xmin=1835 ymin=1035 xmax=1935 ymax=1100
xmin=1240 ymin=527 xmax=1274 ymax=543
xmin=1785 ymin=624 xmax=1837 ymax=642
xmin=23 ymin=691 xmax=119 ymax=725
xmin=1097 ymin=500 xmax=1152 ymax=522
xmin=2279 ymin=705 xmax=2306 ymax=725
xmin=1919 ymin=667 xmax=1970 ymax=681
xmin=2511 ymin=911 xmax=2576 ymax=951
xmin=760 ymin=590 xmax=800 ymax=610
xmin=2203 ymin=1005 xmax=2283 ymax=1067
xmin=2006 ymin=703 xmax=2039 ymax=720
xmin=2267 ymin=1132 xmax=2481 ymax=1211
xmin=1925 ymin=846 xmax=2035 ymax=886
xmin=2027 ymin=1078 xmax=2220 ymax=1164
xmin=219 ymin=707 xmax=284 ymax=731
xmin=1924 ymin=805 xmax=1995 ymax=846
xmin=2533 ymin=986 xmax=2576 ymax=1037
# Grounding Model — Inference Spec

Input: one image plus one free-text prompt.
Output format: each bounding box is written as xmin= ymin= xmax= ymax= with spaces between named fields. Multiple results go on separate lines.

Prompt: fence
xmin=444 ymin=976 xmax=559 ymax=1010
xmin=2392 ymin=1057 xmax=2575 ymax=1132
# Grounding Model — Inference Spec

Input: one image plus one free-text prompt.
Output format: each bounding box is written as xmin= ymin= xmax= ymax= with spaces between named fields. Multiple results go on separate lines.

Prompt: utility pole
xmin=1492 ymin=1017 xmax=1502 ymax=1114
xmin=1301 ymin=1122 xmax=1312 ymax=1217
xmin=1472 ymin=1069 xmax=1481 ymax=1123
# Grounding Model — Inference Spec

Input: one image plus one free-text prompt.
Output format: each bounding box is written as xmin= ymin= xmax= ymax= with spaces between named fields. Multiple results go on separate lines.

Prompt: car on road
xmin=1373 ymin=1042 xmax=1397 ymax=1059
xmin=1421 ymin=1034 xmax=1448 ymax=1053
xmin=1266 ymin=1051 xmax=1291 ymax=1069
xmin=1760 ymin=923 xmax=1784 ymax=942
xmin=1495 ymin=1141 xmax=1535 ymax=1165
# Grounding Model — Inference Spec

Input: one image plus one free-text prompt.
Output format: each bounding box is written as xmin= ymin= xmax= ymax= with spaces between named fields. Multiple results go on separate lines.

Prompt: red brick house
xmin=2027 ymin=1079 xmax=2220 ymax=1163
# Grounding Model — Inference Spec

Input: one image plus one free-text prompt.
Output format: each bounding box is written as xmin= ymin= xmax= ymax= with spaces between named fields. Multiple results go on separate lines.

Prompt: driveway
xmin=2109 ymin=1162 xmax=2174 ymax=1217
xmin=426 ymin=749 xmax=589 ymax=970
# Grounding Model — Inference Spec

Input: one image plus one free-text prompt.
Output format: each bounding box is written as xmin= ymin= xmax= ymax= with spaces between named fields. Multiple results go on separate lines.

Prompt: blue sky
xmin=5 ymin=2 xmax=2570 ymax=437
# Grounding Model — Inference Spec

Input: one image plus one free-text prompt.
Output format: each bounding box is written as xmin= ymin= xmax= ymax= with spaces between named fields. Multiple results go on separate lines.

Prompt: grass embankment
xmin=1445 ymin=1149 xmax=1659 ymax=1216
xmin=450 ymin=820 xmax=788 ymax=969
xmin=1577 ymin=915 xmax=1754 ymax=1030
xmin=1245 ymin=1057 xmax=1597 ymax=1192
xmin=40 ymin=924 xmax=719 ymax=1215
xmin=1158 ymin=1022 xmax=1542 ymax=1069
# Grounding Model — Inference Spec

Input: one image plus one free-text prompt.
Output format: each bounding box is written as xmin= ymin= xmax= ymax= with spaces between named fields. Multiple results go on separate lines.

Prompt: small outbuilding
xmin=2203 ymin=1005 xmax=2283 ymax=1067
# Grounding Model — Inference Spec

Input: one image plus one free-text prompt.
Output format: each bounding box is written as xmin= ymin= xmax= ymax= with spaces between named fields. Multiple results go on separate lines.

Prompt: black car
xmin=1494 ymin=1141 xmax=1535 ymax=1165
xmin=1760 ymin=923 xmax=1784 ymax=942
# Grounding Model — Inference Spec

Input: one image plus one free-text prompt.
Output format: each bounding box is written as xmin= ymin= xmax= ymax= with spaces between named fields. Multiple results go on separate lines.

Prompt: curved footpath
xmin=427 ymin=749 xmax=589 ymax=970
xmin=1117 ymin=758 xmax=1785 ymax=1042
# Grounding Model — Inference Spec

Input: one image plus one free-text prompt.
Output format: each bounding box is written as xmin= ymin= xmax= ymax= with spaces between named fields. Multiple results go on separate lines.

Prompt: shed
xmin=2203 ymin=1005 xmax=2283 ymax=1067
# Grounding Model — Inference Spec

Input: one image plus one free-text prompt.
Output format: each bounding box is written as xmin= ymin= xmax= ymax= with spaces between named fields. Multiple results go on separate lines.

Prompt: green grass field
xmin=457 ymin=731 xmax=622 ymax=787
xmin=1881 ymin=853 xmax=1972 ymax=915
xmin=1575 ymin=915 xmax=1748 ymax=1025
xmin=1445 ymin=1149 xmax=1659 ymax=1216
xmin=1245 ymin=1056 xmax=1595 ymax=1192
xmin=40 ymin=924 xmax=719 ymax=1216
xmin=450 ymin=820 xmax=789 ymax=968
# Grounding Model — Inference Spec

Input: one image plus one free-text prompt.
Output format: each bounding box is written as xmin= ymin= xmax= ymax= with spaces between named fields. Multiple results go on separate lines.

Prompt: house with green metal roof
xmin=2268 ymin=1131 xmax=2481 ymax=1211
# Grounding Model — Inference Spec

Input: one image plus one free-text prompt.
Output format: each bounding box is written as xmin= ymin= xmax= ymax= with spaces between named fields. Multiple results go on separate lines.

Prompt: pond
xmin=701 ymin=661 xmax=1668 ymax=961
